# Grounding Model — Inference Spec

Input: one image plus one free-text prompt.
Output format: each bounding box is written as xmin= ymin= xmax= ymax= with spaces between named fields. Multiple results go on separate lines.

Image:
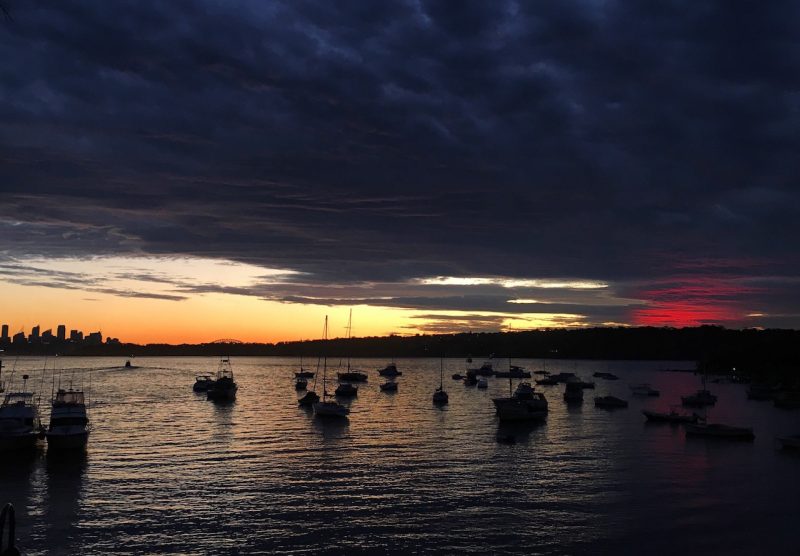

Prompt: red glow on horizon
xmin=630 ymin=275 xmax=759 ymax=327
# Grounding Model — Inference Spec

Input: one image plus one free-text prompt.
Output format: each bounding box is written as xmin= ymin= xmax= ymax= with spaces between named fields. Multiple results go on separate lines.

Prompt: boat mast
xmin=345 ymin=308 xmax=352 ymax=372
xmin=322 ymin=316 xmax=328 ymax=401
xmin=440 ymin=357 xmax=444 ymax=390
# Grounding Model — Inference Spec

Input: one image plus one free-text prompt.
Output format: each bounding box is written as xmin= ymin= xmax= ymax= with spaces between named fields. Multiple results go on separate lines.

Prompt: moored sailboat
xmin=433 ymin=358 xmax=449 ymax=405
xmin=313 ymin=317 xmax=349 ymax=418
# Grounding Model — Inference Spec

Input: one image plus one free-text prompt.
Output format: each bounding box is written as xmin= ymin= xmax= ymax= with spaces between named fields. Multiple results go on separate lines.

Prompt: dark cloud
xmin=1 ymin=0 xmax=798 ymax=327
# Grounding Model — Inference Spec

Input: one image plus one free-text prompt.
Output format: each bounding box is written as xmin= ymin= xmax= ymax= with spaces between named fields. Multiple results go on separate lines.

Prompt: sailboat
xmin=295 ymin=352 xmax=314 ymax=379
xmin=337 ymin=309 xmax=368 ymax=383
xmin=433 ymin=358 xmax=448 ymax=405
xmin=681 ymin=370 xmax=717 ymax=407
xmin=313 ymin=317 xmax=349 ymax=418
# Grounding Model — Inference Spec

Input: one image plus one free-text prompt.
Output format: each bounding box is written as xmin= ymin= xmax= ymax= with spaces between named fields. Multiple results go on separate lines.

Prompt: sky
xmin=1 ymin=1 xmax=799 ymax=343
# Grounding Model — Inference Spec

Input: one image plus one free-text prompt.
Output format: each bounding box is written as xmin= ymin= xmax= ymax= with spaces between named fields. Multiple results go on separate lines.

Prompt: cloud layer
xmin=1 ymin=1 xmax=799 ymax=328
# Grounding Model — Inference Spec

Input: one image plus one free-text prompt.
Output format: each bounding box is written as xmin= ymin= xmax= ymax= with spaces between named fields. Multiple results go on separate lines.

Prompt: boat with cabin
xmin=378 ymin=363 xmax=402 ymax=377
xmin=468 ymin=362 xmax=495 ymax=376
xmin=477 ymin=377 xmax=489 ymax=389
xmin=681 ymin=389 xmax=717 ymax=407
xmin=193 ymin=375 xmax=215 ymax=392
xmin=593 ymin=372 xmax=619 ymax=380
xmin=493 ymin=379 xmax=548 ymax=421
xmin=642 ymin=408 xmax=699 ymax=423
xmin=0 ymin=375 xmax=41 ymax=453
xmin=46 ymin=389 xmax=89 ymax=451
xmin=206 ymin=358 xmax=238 ymax=402
xmin=630 ymin=383 xmax=660 ymax=396
xmin=295 ymin=377 xmax=308 ymax=390
xmin=594 ymin=395 xmax=628 ymax=408
xmin=494 ymin=362 xmax=531 ymax=379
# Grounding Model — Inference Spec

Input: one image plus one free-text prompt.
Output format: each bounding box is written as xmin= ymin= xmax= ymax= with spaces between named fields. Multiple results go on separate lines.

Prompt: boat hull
xmin=493 ymin=398 xmax=548 ymax=421
xmin=46 ymin=431 xmax=89 ymax=451
xmin=313 ymin=401 xmax=349 ymax=418
xmin=207 ymin=386 xmax=237 ymax=401
xmin=642 ymin=410 xmax=698 ymax=423
xmin=0 ymin=433 xmax=40 ymax=453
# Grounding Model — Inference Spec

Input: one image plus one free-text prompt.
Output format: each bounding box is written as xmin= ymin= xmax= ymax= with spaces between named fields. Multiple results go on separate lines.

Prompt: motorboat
xmin=313 ymin=316 xmax=349 ymax=419
xmin=630 ymin=384 xmax=660 ymax=396
xmin=594 ymin=395 xmax=628 ymax=408
xmin=681 ymin=389 xmax=717 ymax=407
xmin=593 ymin=372 xmax=619 ymax=380
xmin=572 ymin=379 xmax=595 ymax=389
xmin=746 ymin=384 xmax=774 ymax=400
xmin=642 ymin=408 xmax=699 ymax=423
xmin=335 ymin=383 xmax=358 ymax=397
xmin=550 ymin=372 xmax=577 ymax=383
xmin=295 ymin=378 xmax=308 ymax=390
xmin=0 ymin=375 xmax=41 ymax=453
xmin=776 ymin=434 xmax=800 ymax=450
xmin=535 ymin=376 xmax=559 ymax=386
xmin=494 ymin=365 xmax=531 ymax=379
xmin=463 ymin=372 xmax=478 ymax=387
xmin=193 ymin=375 xmax=215 ymax=392
xmin=207 ymin=359 xmax=238 ymax=402
xmin=378 ymin=363 xmax=402 ymax=377
xmin=493 ymin=379 xmax=548 ymax=421
xmin=46 ymin=389 xmax=89 ymax=451
xmin=451 ymin=373 xmax=463 ymax=380
xmin=477 ymin=377 xmax=489 ymax=389
xmin=468 ymin=362 xmax=495 ymax=376
xmin=433 ymin=359 xmax=449 ymax=405
xmin=563 ymin=381 xmax=583 ymax=403
xmin=124 ymin=359 xmax=132 ymax=368
xmin=685 ymin=422 xmax=755 ymax=441
xmin=380 ymin=381 xmax=398 ymax=392
xmin=533 ymin=370 xmax=550 ymax=376
xmin=514 ymin=382 xmax=535 ymax=399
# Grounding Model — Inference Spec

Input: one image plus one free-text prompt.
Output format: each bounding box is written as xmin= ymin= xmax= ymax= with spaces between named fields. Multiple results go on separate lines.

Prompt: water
xmin=1 ymin=357 xmax=798 ymax=555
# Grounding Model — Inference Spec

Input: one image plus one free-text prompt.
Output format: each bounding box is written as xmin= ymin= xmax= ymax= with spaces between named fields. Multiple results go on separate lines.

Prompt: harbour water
xmin=1 ymin=357 xmax=797 ymax=555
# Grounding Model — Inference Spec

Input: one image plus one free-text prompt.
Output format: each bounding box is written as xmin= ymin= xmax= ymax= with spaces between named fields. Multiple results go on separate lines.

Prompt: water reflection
xmin=43 ymin=452 xmax=86 ymax=554
xmin=0 ymin=356 xmax=796 ymax=554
